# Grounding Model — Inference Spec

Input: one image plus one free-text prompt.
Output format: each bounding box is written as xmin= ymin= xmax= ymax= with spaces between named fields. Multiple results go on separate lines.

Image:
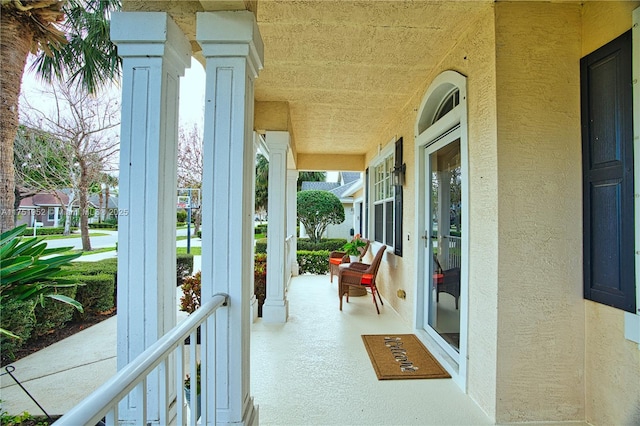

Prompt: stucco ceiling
xmin=123 ymin=1 xmax=490 ymax=165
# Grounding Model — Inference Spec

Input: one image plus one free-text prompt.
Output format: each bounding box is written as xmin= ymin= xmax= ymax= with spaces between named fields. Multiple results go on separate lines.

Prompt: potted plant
xmin=341 ymin=235 xmax=367 ymax=262
xmin=180 ymin=271 xmax=201 ymax=344
xmin=184 ymin=362 xmax=201 ymax=420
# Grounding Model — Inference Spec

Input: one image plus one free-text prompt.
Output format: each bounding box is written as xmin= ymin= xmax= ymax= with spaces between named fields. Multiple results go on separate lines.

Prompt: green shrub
xmin=177 ymin=221 xmax=186 ymax=227
xmin=88 ymin=223 xmax=117 ymax=229
xmin=22 ymin=227 xmax=78 ymax=236
xmin=297 ymin=250 xmax=330 ymax=274
xmin=255 ymin=238 xmax=267 ymax=254
xmin=62 ymin=258 xmax=117 ymax=276
xmin=297 ymin=238 xmax=347 ymax=252
xmin=177 ymin=210 xmax=187 ymax=223
xmin=0 ymin=300 xmax=36 ymax=360
xmin=254 ymin=253 xmax=267 ymax=316
xmin=72 ymin=274 xmax=115 ymax=318
xmin=196 ymin=230 xmax=201 ymax=239
xmin=255 ymin=224 xmax=267 ymax=235
xmin=177 ymin=253 xmax=194 ymax=286
xmin=32 ymin=286 xmax=77 ymax=337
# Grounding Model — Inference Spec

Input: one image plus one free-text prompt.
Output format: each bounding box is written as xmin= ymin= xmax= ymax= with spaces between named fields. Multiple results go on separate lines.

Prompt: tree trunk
xmin=0 ymin=15 xmax=33 ymax=232
xmin=79 ymin=166 xmax=91 ymax=251
xmin=64 ymin=202 xmax=73 ymax=235
xmin=98 ymin=190 xmax=103 ymax=223
xmin=104 ymin=186 xmax=110 ymax=222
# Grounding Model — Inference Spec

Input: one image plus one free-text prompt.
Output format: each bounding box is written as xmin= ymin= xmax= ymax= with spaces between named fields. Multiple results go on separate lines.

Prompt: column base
xmin=292 ymin=262 xmax=299 ymax=276
xmin=261 ymin=300 xmax=289 ymax=323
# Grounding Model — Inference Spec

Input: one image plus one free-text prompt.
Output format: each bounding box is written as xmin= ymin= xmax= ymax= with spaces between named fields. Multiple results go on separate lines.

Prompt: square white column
xmin=287 ymin=170 xmax=299 ymax=276
xmin=263 ymin=131 xmax=290 ymax=323
xmin=197 ymin=11 xmax=263 ymax=425
xmin=111 ymin=12 xmax=191 ymax=424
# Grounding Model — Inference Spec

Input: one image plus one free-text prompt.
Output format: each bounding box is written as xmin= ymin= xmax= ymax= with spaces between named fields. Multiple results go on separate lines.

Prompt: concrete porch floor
xmin=1 ymin=271 xmax=493 ymax=425
xmin=251 ymin=274 xmax=493 ymax=425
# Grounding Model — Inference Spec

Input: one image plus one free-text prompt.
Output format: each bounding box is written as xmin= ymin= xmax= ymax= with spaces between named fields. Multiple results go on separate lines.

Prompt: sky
xmin=21 ymin=57 xmax=207 ymax=130
xmin=20 ymin=58 xmax=336 ymax=182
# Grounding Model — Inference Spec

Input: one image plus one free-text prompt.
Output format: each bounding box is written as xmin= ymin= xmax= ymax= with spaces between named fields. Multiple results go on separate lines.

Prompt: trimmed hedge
xmin=32 ymin=286 xmax=78 ymax=337
xmin=0 ymin=300 xmax=36 ymax=359
xmin=71 ymin=274 xmax=115 ymax=319
xmin=297 ymin=250 xmax=331 ymax=275
xmin=88 ymin=223 xmax=117 ymax=229
xmin=297 ymin=238 xmax=347 ymax=252
xmin=255 ymin=224 xmax=267 ymax=235
xmin=255 ymin=238 xmax=267 ymax=254
xmin=22 ymin=226 xmax=78 ymax=236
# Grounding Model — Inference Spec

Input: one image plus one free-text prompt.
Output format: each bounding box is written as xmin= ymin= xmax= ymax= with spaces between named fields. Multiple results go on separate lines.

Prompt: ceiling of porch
xmin=122 ymin=0 xmax=490 ymax=170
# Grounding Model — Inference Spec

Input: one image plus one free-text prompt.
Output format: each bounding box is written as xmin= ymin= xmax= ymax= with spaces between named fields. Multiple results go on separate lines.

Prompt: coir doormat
xmin=361 ymin=334 xmax=451 ymax=380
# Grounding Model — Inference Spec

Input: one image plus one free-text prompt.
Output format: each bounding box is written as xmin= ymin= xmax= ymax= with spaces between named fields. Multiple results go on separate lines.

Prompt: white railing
xmin=54 ymin=293 xmax=229 ymax=426
xmin=446 ymin=236 xmax=461 ymax=269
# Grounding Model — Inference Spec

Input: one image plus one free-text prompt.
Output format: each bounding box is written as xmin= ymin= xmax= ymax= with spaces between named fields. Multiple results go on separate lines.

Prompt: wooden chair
xmin=328 ymin=239 xmax=370 ymax=283
xmin=433 ymin=256 xmax=461 ymax=309
xmin=338 ymin=245 xmax=387 ymax=314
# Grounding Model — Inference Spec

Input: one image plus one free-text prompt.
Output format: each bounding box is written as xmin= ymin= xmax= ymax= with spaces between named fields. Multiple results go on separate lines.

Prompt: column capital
xmin=110 ymin=12 xmax=191 ymax=76
xmin=265 ymin=131 xmax=290 ymax=153
xmin=287 ymin=169 xmax=299 ymax=181
xmin=196 ymin=11 xmax=264 ymax=77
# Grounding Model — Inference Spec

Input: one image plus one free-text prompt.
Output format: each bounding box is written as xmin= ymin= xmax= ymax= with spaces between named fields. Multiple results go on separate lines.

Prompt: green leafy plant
xmin=341 ymin=236 xmax=366 ymax=256
xmin=0 ymin=225 xmax=83 ymax=338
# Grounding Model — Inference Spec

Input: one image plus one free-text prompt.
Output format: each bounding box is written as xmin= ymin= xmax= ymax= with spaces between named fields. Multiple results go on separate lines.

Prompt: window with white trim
xmin=372 ymin=152 xmax=395 ymax=246
xmin=48 ymin=207 xmax=55 ymax=222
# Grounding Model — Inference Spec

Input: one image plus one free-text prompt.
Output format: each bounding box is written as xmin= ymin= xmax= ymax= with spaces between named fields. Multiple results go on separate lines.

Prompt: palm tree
xmin=0 ymin=0 xmax=121 ymax=233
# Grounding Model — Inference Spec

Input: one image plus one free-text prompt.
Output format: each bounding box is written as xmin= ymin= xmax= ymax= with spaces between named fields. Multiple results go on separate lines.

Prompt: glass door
xmin=427 ymin=139 xmax=461 ymax=354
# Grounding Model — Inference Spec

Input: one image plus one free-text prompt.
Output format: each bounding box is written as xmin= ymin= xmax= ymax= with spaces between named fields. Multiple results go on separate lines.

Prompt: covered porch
xmin=252 ymin=274 xmax=490 ymax=425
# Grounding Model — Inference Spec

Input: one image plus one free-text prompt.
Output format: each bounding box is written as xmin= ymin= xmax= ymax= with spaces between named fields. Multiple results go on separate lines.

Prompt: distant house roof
xmin=301 ymin=172 xmax=363 ymax=201
xmin=88 ymin=194 xmax=118 ymax=209
xmin=301 ymin=181 xmax=340 ymax=191
xmin=20 ymin=191 xmax=69 ymax=208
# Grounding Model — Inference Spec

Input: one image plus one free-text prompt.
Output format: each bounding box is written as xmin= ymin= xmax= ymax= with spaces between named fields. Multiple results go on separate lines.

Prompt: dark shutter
xmin=394 ymin=138 xmax=404 ymax=256
xmin=581 ymin=30 xmax=635 ymax=313
xmin=364 ymin=167 xmax=369 ymax=238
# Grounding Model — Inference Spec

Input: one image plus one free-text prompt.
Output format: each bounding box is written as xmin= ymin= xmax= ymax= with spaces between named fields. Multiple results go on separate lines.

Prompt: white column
xmin=197 ymin=11 xmax=263 ymax=425
xmin=53 ymin=207 xmax=59 ymax=228
xmin=287 ymin=170 xmax=299 ymax=276
xmin=111 ymin=12 xmax=190 ymax=424
xmin=262 ymin=131 xmax=289 ymax=323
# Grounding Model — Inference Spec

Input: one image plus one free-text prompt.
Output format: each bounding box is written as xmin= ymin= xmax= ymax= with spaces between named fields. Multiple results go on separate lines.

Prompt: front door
xmin=424 ymin=137 xmax=462 ymax=359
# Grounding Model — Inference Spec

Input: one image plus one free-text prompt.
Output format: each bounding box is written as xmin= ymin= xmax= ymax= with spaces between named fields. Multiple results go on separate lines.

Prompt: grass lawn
xmin=177 ymin=247 xmax=201 ymax=255
xmin=40 ymin=232 xmax=109 ymax=240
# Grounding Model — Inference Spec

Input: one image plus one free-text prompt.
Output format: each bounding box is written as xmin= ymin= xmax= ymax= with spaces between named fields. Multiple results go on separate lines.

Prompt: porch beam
xmin=196 ymin=10 xmax=263 ymax=425
xmin=263 ymin=131 xmax=290 ymax=323
xmin=297 ymin=153 xmax=365 ymax=171
xmin=110 ymin=11 xmax=191 ymax=424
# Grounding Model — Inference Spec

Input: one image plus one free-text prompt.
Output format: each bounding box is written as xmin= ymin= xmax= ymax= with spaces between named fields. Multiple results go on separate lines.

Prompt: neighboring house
xmin=87 ymin=194 xmax=119 ymax=224
xmin=65 ymin=3 xmax=639 ymax=426
xmin=17 ymin=190 xmax=99 ymax=228
xmin=300 ymin=172 xmax=362 ymax=239
xmin=16 ymin=191 xmax=70 ymax=228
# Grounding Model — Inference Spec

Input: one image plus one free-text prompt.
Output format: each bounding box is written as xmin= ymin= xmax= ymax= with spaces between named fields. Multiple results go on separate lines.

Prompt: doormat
xmin=361 ymin=334 xmax=451 ymax=380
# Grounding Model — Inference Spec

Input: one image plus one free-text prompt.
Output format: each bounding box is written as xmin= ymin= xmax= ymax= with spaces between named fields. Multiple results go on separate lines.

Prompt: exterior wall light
xmin=392 ymin=163 xmax=406 ymax=187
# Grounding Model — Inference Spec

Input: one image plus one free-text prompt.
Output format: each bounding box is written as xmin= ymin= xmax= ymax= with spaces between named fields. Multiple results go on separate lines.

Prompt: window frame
xmin=48 ymin=207 xmax=55 ymax=222
xmin=369 ymin=142 xmax=396 ymax=248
